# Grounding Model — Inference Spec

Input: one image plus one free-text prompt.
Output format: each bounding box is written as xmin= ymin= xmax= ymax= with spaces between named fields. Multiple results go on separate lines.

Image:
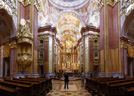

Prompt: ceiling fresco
xmin=49 ymin=0 xmax=88 ymax=9
xmin=40 ymin=0 xmax=100 ymax=47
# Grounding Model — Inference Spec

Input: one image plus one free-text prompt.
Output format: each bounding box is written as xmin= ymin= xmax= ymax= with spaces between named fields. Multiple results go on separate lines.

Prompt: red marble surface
xmin=121 ymin=48 xmax=128 ymax=76
xmin=100 ymin=6 xmax=104 ymax=51
xmin=10 ymin=48 xmax=17 ymax=77
xmin=24 ymin=5 xmax=31 ymax=21
xmin=89 ymin=41 xmax=93 ymax=72
xmin=44 ymin=40 xmax=49 ymax=72
xmin=113 ymin=3 xmax=119 ymax=49
xmin=19 ymin=3 xmax=25 ymax=21
xmin=33 ymin=7 xmax=38 ymax=51
xmin=108 ymin=3 xmax=119 ymax=49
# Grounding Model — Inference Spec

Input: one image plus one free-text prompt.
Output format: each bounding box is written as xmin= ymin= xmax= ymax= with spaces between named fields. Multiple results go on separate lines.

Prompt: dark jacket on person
xmin=64 ymin=74 xmax=69 ymax=82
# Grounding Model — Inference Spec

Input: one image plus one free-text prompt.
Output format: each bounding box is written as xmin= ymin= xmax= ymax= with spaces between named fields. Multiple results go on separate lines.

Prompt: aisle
xmin=46 ymin=80 xmax=91 ymax=96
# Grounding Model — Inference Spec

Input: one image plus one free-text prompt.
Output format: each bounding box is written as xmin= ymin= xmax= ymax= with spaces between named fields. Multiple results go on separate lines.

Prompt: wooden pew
xmin=85 ymin=77 xmax=123 ymax=94
xmin=13 ymin=77 xmax=52 ymax=96
xmin=101 ymin=81 xmax=134 ymax=96
xmin=0 ymin=81 xmax=35 ymax=96
xmin=0 ymin=85 xmax=21 ymax=96
xmin=4 ymin=78 xmax=40 ymax=96
xmin=85 ymin=77 xmax=134 ymax=96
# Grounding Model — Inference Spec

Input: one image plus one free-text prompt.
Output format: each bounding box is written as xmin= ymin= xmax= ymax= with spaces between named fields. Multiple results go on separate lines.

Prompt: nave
xmin=1 ymin=0 xmax=134 ymax=95
xmin=46 ymin=80 xmax=91 ymax=96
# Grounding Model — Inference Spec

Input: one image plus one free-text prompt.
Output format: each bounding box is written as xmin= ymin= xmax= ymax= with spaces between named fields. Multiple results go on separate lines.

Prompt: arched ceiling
xmin=56 ymin=11 xmax=82 ymax=46
xmin=0 ymin=17 xmax=10 ymax=43
xmin=124 ymin=18 xmax=134 ymax=42
xmin=41 ymin=0 xmax=100 ymax=47
xmin=123 ymin=10 xmax=134 ymax=42
xmin=49 ymin=0 xmax=88 ymax=9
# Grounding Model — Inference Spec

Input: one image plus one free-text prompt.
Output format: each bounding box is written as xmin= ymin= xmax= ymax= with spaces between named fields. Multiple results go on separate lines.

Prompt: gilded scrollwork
xmin=17 ymin=19 xmax=33 ymax=44
xmin=9 ymin=41 xmax=17 ymax=48
xmin=106 ymin=0 xmax=119 ymax=6
xmin=4 ymin=43 xmax=10 ymax=58
xmin=120 ymin=0 xmax=134 ymax=16
xmin=120 ymin=41 xmax=128 ymax=48
xmin=44 ymin=36 xmax=49 ymax=41
xmin=128 ymin=44 xmax=134 ymax=57
xmin=34 ymin=0 xmax=43 ymax=12
xmin=16 ymin=19 xmax=33 ymax=70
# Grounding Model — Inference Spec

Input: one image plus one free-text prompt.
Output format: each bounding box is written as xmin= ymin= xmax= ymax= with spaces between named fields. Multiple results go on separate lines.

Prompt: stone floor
xmin=46 ymin=80 xmax=91 ymax=96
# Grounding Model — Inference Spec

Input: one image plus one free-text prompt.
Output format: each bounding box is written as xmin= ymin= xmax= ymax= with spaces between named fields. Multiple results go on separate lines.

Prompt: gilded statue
xmin=128 ymin=44 xmax=134 ymax=57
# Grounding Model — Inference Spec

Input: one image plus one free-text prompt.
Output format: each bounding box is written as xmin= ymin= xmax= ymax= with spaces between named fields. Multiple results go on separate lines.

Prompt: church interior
xmin=0 ymin=0 xmax=134 ymax=96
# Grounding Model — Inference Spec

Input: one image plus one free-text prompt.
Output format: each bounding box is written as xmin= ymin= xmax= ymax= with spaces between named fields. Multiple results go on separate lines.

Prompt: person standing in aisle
xmin=64 ymin=73 xmax=69 ymax=89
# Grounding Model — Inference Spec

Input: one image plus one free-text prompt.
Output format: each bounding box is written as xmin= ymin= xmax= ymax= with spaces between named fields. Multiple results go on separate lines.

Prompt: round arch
xmin=121 ymin=9 xmax=134 ymax=42
xmin=0 ymin=9 xmax=16 ymax=43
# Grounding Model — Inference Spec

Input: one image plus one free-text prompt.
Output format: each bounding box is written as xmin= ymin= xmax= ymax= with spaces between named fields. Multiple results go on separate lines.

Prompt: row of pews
xmin=85 ymin=77 xmax=134 ymax=96
xmin=0 ymin=77 xmax=52 ymax=96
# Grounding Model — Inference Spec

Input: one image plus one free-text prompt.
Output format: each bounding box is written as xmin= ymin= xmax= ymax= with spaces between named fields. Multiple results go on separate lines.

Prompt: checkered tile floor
xmin=46 ymin=80 xmax=91 ymax=96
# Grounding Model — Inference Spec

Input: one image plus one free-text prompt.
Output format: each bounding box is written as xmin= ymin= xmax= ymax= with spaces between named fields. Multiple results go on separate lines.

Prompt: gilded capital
xmin=89 ymin=36 xmax=94 ymax=41
xmin=44 ymin=36 xmax=49 ymax=41
xmin=34 ymin=0 xmax=43 ymax=12
xmin=19 ymin=0 xmax=31 ymax=6
xmin=128 ymin=44 xmax=134 ymax=57
xmin=106 ymin=0 xmax=119 ymax=6
xmin=120 ymin=41 xmax=128 ymax=48
xmin=9 ymin=41 xmax=17 ymax=48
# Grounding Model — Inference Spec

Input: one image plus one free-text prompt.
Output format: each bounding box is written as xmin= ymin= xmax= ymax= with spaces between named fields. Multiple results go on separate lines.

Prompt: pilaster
xmin=99 ymin=0 xmax=121 ymax=77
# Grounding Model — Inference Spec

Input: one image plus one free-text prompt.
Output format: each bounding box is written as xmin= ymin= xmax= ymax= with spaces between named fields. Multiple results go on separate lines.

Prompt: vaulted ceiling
xmin=40 ymin=0 xmax=100 ymax=47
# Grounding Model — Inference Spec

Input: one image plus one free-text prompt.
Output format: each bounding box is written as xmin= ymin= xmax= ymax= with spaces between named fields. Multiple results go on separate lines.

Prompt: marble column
xmin=0 ymin=46 xmax=3 ymax=77
xmin=49 ymin=35 xmax=54 ymax=73
xmin=120 ymin=37 xmax=128 ymax=76
xmin=99 ymin=5 xmax=105 ymax=77
xmin=43 ymin=29 xmax=56 ymax=78
xmin=84 ymin=36 xmax=89 ymax=73
xmin=10 ymin=41 xmax=17 ymax=77
xmin=44 ymin=35 xmax=49 ymax=74
xmin=89 ymin=36 xmax=94 ymax=73
xmin=32 ymin=4 xmax=39 ymax=77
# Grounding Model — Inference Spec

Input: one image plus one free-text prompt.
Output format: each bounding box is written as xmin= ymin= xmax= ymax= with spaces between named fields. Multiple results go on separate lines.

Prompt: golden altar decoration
xmin=128 ymin=44 xmax=134 ymax=58
xmin=4 ymin=43 xmax=10 ymax=58
xmin=16 ymin=19 xmax=33 ymax=70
